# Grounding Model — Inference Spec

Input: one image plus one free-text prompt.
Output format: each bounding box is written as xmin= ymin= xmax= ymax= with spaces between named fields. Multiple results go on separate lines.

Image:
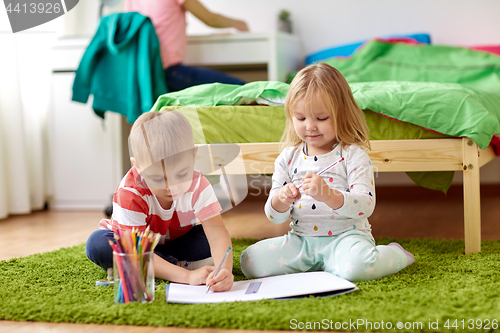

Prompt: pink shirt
xmin=125 ymin=0 xmax=187 ymax=68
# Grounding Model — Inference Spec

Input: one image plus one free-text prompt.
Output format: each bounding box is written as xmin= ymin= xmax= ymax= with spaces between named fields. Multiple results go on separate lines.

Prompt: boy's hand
xmin=187 ymin=266 xmax=215 ymax=286
xmin=277 ymin=183 xmax=301 ymax=206
xmin=206 ymin=267 xmax=234 ymax=292
xmin=301 ymin=171 xmax=331 ymax=203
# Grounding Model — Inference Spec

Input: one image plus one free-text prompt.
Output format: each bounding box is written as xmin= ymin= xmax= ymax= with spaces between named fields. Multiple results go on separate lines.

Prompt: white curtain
xmin=0 ymin=31 xmax=55 ymax=219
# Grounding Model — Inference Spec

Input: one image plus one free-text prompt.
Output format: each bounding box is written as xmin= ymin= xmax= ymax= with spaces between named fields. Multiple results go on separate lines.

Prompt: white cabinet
xmin=48 ymin=72 xmax=122 ymax=210
xmin=185 ymin=32 xmax=300 ymax=82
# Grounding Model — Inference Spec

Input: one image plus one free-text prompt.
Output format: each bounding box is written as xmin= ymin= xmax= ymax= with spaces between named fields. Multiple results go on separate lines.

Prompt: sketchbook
xmin=165 ymin=271 xmax=357 ymax=304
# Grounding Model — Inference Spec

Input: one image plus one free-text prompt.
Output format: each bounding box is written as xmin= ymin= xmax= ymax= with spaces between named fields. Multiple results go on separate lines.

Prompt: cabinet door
xmin=48 ymin=73 xmax=122 ymax=209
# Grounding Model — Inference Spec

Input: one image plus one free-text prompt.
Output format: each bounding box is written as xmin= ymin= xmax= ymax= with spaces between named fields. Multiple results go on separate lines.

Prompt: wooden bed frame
xmin=202 ymin=137 xmax=497 ymax=254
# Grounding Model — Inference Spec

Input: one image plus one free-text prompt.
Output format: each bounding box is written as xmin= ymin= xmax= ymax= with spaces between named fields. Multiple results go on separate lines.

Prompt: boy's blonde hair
xmin=282 ymin=63 xmax=370 ymax=151
xmin=129 ymin=110 xmax=194 ymax=170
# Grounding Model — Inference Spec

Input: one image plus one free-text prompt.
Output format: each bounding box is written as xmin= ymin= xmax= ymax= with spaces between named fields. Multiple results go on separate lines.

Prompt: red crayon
xmin=109 ymin=240 xmax=131 ymax=303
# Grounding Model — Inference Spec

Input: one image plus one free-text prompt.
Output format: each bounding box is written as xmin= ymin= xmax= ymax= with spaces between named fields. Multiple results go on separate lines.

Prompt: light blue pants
xmin=240 ymin=230 xmax=408 ymax=282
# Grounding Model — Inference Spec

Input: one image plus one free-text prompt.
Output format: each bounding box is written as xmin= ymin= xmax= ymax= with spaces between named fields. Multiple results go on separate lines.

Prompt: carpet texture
xmin=1 ymin=238 xmax=500 ymax=332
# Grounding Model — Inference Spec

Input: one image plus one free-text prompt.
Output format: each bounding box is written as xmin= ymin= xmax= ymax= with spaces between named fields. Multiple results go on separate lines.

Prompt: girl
xmin=240 ymin=63 xmax=414 ymax=282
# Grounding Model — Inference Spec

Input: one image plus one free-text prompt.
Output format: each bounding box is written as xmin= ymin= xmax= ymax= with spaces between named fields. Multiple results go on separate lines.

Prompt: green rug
xmin=1 ymin=238 xmax=500 ymax=332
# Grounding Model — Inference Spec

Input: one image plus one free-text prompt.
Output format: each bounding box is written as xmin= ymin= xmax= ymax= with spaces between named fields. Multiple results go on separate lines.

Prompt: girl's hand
xmin=206 ymin=267 xmax=234 ymax=292
xmin=302 ymin=171 xmax=344 ymax=209
xmin=277 ymin=183 xmax=301 ymax=206
xmin=187 ymin=266 xmax=215 ymax=285
xmin=301 ymin=171 xmax=332 ymax=203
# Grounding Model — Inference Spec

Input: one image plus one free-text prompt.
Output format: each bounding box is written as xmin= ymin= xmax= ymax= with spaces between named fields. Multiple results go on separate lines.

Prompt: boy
xmin=85 ymin=110 xmax=233 ymax=292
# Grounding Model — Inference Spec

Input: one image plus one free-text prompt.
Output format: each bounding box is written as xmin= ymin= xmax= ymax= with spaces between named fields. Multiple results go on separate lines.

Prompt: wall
xmin=186 ymin=0 xmax=500 ymax=59
xmin=58 ymin=0 xmax=500 ymax=50
xmin=50 ymin=0 xmax=500 ymax=186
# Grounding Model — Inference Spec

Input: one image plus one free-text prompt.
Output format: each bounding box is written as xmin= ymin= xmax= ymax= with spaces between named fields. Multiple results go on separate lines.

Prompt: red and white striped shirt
xmin=99 ymin=167 xmax=221 ymax=245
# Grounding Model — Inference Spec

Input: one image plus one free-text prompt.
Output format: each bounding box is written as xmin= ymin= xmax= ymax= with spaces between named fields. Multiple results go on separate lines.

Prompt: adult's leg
xmin=321 ymin=231 xmax=410 ymax=282
xmin=165 ymin=64 xmax=246 ymax=92
xmin=240 ymin=232 xmax=321 ymax=278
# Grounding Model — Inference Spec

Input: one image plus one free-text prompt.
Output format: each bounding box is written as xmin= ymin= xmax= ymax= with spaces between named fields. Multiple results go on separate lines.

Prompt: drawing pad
xmin=166 ymin=271 xmax=357 ymax=304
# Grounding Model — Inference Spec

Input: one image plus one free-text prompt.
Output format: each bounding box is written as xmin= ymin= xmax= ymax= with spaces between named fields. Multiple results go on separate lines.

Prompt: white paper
xmin=166 ymin=272 xmax=357 ymax=303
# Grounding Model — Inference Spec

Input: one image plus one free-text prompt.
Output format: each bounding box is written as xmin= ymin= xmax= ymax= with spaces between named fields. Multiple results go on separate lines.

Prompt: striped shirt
xmin=99 ymin=167 xmax=221 ymax=245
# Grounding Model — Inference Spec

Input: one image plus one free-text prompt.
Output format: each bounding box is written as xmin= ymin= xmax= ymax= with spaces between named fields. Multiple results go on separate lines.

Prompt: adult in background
xmin=126 ymin=0 xmax=249 ymax=92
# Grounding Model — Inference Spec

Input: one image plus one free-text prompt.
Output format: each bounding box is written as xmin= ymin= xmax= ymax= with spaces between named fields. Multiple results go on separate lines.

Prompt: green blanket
xmin=153 ymin=61 xmax=500 ymax=150
xmin=324 ymin=40 xmax=500 ymax=93
xmin=325 ymin=41 xmax=500 ymax=149
xmin=152 ymin=81 xmax=288 ymax=109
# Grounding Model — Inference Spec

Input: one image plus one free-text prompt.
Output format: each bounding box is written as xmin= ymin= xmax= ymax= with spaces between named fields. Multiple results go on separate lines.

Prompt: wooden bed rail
xmin=196 ymin=138 xmax=496 ymax=254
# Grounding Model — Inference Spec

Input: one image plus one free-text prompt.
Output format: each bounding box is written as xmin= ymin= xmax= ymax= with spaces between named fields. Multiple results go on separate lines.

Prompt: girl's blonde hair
xmin=128 ymin=110 xmax=194 ymax=170
xmin=282 ymin=63 xmax=370 ymax=151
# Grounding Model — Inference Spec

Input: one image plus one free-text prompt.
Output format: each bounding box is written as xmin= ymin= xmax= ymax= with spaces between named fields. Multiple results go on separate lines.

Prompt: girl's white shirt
xmin=265 ymin=142 xmax=375 ymax=237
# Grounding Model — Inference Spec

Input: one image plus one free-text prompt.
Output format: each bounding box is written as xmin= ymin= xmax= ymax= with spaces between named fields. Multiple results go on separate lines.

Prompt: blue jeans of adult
xmin=164 ymin=63 xmax=246 ymax=92
xmin=85 ymin=224 xmax=211 ymax=271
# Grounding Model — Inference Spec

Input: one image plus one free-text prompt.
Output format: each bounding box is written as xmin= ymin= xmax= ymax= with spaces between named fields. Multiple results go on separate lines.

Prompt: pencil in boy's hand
xmin=297 ymin=157 xmax=344 ymax=189
xmin=206 ymin=247 xmax=231 ymax=293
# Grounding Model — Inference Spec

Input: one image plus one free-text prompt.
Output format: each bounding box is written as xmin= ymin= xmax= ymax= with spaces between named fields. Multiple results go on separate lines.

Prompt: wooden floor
xmin=1 ymin=185 xmax=499 ymax=332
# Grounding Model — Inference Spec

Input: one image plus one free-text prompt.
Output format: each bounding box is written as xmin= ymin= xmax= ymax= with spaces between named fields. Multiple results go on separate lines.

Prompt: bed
xmin=151 ymin=41 xmax=500 ymax=254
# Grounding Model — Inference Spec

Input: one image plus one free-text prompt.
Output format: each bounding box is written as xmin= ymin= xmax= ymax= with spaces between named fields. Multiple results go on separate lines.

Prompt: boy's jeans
xmin=85 ymin=224 xmax=211 ymax=271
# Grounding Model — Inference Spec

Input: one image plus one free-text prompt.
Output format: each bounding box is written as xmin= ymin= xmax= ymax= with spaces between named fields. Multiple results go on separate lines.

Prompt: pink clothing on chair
xmin=125 ymin=0 xmax=187 ymax=68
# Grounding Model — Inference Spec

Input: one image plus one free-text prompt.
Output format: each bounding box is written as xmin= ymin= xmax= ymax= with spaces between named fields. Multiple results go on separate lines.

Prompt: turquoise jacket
xmin=72 ymin=12 xmax=168 ymax=123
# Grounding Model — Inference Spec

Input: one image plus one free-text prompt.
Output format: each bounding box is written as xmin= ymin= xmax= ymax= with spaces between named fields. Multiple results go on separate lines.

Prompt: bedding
xmin=152 ymin=76 xmax=500 ymax=151
xmin=151 ymin=42 xmax=500 ymax=193
xmin=304 ymin=33 xmax=431 ymax=64
xmin=323 ymin=40 xmax=500 ymax=150
xmin=469 ymin=45 xmax=500 ymax=56
xmin=151 ymin=81 xmax=455 ymax=145
xmin=350 ymin=81 xmax=500 ymax=150
xmin=322 ymin=40 xmax=500 ymax=91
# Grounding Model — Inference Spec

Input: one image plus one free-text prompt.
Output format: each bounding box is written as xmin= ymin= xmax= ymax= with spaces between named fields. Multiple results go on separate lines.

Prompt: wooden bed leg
xmin=462 ymin=138 xmax=481 ymax=254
